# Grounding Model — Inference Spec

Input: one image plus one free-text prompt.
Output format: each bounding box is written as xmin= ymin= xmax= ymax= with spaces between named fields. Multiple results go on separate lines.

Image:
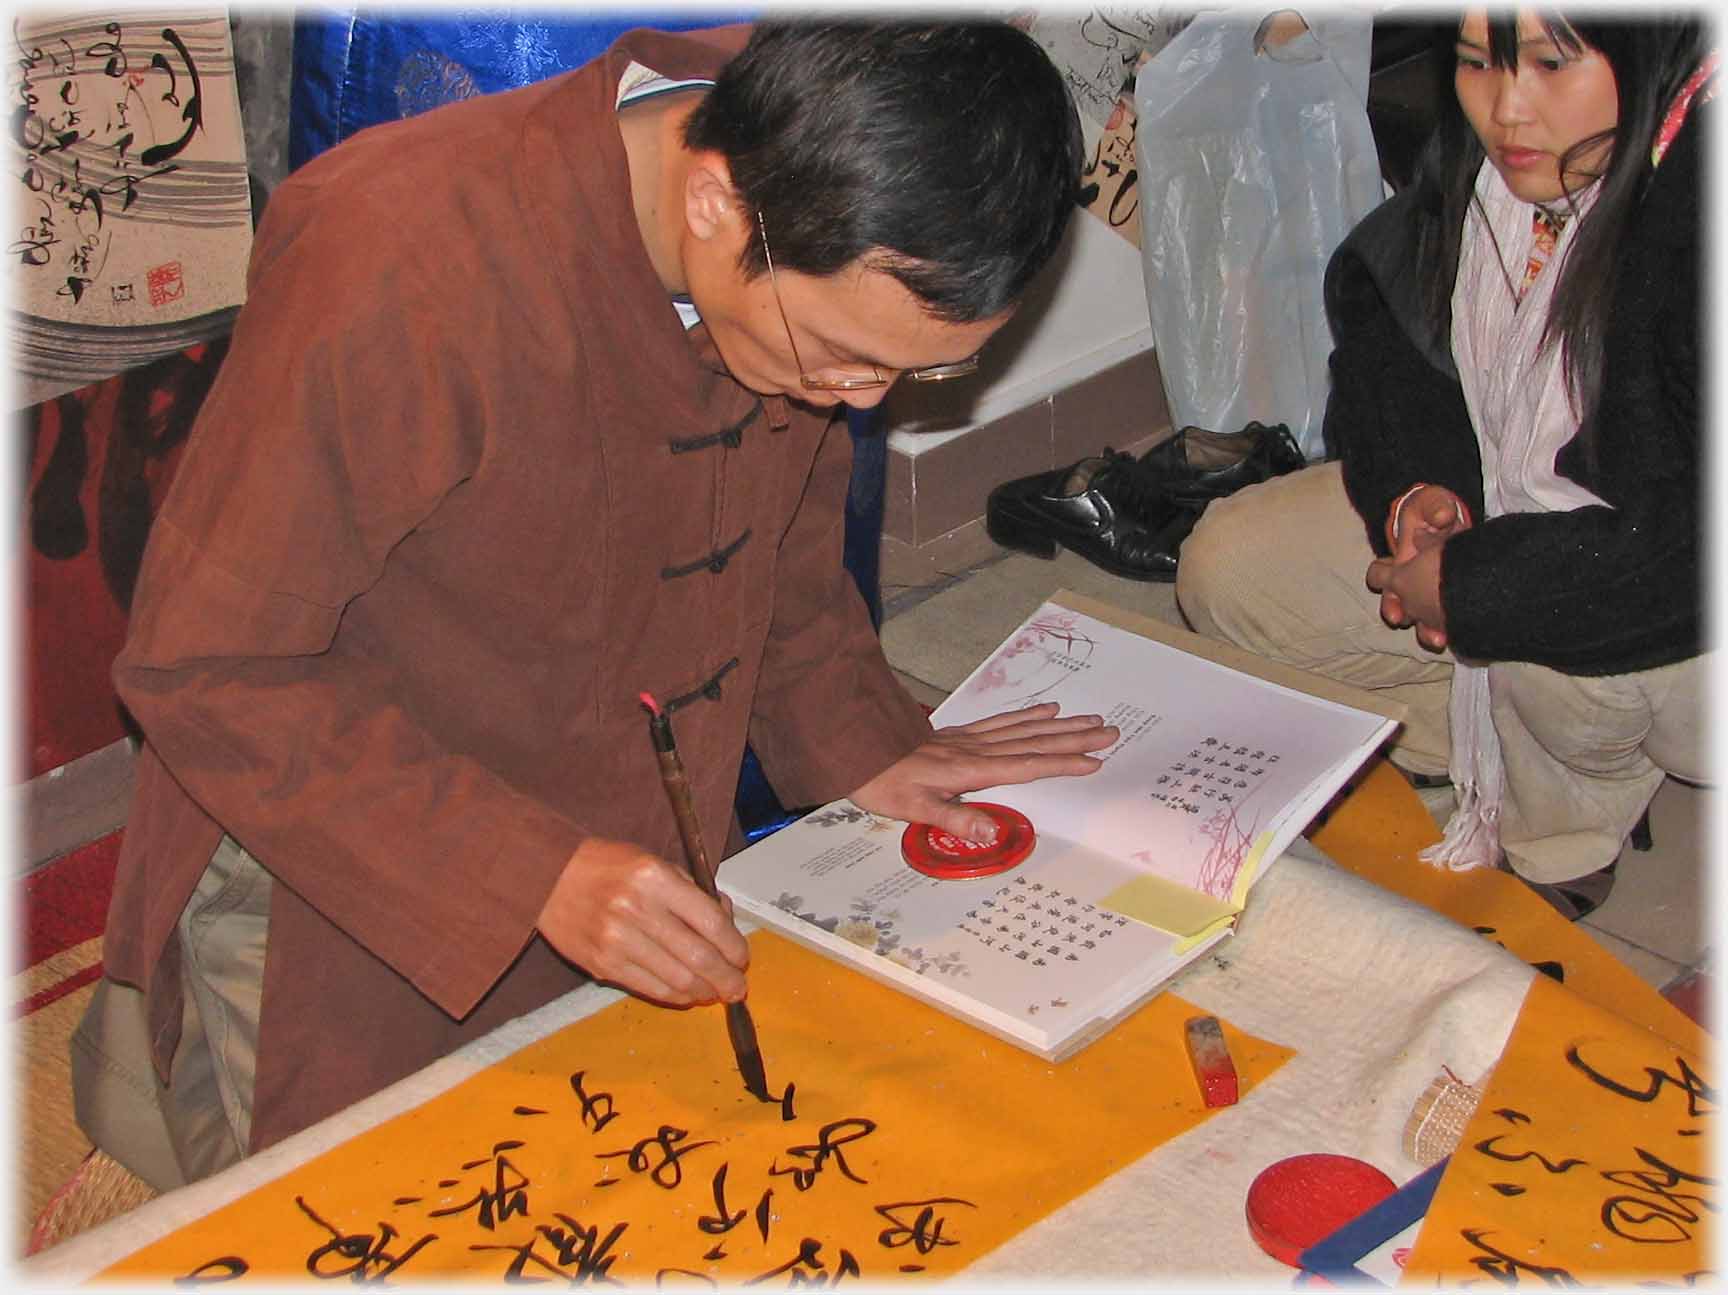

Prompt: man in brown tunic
xmin=75 ymin=20 xmax=1111 ymax=1188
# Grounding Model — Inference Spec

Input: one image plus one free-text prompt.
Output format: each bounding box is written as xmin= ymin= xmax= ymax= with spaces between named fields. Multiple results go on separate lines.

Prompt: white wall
xmin=886 ymin=210 xmax=1155 ymax=455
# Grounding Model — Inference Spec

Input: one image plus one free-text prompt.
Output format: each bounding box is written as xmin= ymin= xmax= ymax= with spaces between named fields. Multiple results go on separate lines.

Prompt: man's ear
xmin=684 ymin=151 xmax=744 ymax=244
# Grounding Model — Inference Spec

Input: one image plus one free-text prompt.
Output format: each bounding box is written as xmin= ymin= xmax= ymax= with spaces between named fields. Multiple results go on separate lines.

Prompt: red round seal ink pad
xmin=901 ymin=803 xmax=1036 ymax=879
xmin=1245 ymin=1153 xmax=1398 ymax=1267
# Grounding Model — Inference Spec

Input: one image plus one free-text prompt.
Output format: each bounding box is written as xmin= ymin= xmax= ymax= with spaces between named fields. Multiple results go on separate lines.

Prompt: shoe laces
xmin=1092 ymin=449 xmax=1182 ymax=519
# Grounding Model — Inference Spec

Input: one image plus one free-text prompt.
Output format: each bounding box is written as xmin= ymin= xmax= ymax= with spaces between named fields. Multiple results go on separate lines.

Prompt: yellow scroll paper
xmin=98 ymin=931 xmax=1291 ymax=1284
xmin=1403 ymin=971 xmax=1714 ymax=1284
xmin=1310 ymin=758 xmax=1704 ymax=1050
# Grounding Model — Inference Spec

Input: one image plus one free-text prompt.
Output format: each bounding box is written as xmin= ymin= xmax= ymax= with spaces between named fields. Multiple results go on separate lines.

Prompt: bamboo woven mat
xmin=16 ymin=831 xmax=159 ymax=1256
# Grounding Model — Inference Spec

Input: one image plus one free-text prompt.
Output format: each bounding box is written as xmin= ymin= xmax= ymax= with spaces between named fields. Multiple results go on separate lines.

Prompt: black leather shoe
xmin=1137 ymin=421 xmax=1307 ymax=505
xmin=986 ymin=450 xmax=1202 ymax=581
xmin=1510 ymin=861 xmax=1617 ymax=923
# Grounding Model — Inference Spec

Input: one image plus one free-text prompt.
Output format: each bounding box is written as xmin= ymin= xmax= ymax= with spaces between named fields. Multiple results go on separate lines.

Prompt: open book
xmin=719 ymin=591 xmax=1403 ymax=1061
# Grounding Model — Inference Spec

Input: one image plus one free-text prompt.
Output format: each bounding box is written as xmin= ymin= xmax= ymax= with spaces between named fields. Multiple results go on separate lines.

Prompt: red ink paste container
xmin=1245 ymin=1153 xmax=1398 ymax=1267
xmin=901 ymin=802 xmax=1036 ymax=879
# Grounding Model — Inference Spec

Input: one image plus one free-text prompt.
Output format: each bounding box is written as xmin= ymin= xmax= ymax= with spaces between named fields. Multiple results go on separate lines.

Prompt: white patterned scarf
xmin=1422 ymin=162 xmax=1607 ymax=870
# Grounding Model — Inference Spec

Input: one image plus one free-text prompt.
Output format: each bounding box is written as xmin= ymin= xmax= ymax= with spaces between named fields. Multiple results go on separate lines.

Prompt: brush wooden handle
xmin=647 ymin=730 xmax=770 ymax=1100
xmin=653 ymin=748 xmax=719 ymax=896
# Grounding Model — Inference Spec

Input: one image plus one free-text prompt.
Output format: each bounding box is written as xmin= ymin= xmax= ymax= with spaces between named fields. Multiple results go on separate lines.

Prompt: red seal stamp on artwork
xmin=146 ymin=261 xmax=185 ymax=307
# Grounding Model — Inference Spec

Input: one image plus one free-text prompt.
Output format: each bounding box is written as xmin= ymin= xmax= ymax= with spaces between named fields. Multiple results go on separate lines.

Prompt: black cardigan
xmin=1321 ymin=100 xmax=1706 ymax=677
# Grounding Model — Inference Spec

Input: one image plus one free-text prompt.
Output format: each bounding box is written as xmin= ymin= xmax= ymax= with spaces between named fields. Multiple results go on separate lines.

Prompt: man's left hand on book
xmin=849 ymin=703 xmax=1118 ymax=844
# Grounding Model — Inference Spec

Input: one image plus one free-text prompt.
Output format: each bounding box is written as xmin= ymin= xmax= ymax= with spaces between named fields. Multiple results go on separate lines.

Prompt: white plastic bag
xmin=1133 ymin=9 xmax=1384 ymax=460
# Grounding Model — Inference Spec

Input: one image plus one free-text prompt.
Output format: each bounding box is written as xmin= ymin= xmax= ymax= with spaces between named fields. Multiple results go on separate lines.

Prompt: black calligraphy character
xmin=744 ymin=1237 xmax=861 ymax=1287
xmin=1458 ymin=1227 xmax=1583 ymax=1286
xmin=596 ymin=1124 xmax=717 ymax=1189
xmin=51 ymin=154 xmax=104 ymax=228
xmin=48 ymin=100 xmax=83 ymax=160
xmin=13 ymin=36 xmax=46 ymax=80
xmin=9 ymin=217 xmax=56 ymax=267
xmin=875 ymin=1197 xmax=976 ymax=1270
xmin=295 ymin=1195 xmax=438 ymax=1281
xmin=571 ymin=1070 xmax=623 ymax=1132
xmin=698 ymin=1163 xmax=749 ymax=1238
xmin=1472 ymin=1108 xmax=1587 ymax=1198
xmin=97 ymin=162 xmax=178 ymax=215
xmin=172 ymin=1256 xmax=248 ymax=1284
xmin=139 ymin=28 xmax=202 ymax=166
xmin=700 ymin=1175 xmax=776 ymax=1257
xmin=1599 ymin=1147 xmax=1717 ymax=1245
xmin=531 ymin=1213 xmax=630 ymax=1282
xmin=1470 ymin=927 xmax=1567 ymax=984
xmin=1566 ymin=1044 xmax=1717 ymax=1120
xmin=471 ymin=1212 xmax=628 ymax=1283
xmin=1474 ymin=1133 xmax=1587 ymax=1175
xmin=66 ymin=232 xmax=95 ymax=278
xmin=1078 ymin=141 xmax=1106 ymax=210
xmin=426 ymin=1142 xmax=531 ymax=1230
xmin=86 ymin=23 xmax=127 ymax=78
xmin=32 ymin=86 xmax=79 ymax=154
xmin=770 ymin=1119 xmax=876 ymax=1191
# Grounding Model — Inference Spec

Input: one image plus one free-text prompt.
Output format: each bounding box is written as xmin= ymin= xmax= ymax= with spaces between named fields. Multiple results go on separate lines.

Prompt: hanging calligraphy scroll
xmin=1402 ymin=972 xmax=1714 ymax=1284
xmin=10 ymin=9 xmax=252 ymax=407
xmin=97 ymin=931 xmax=1292 ymax=1284
xmin=1014 ymin=12 xmax=1193 ymax=250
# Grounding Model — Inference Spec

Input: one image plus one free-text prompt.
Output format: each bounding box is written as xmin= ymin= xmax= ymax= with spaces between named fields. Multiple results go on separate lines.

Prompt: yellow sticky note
xmin=1101 ymin=869 xmax=1240 ymax=940
xmin=1403 ymin=973 xmax=1712 ymax=1285
xmin=1229 ymin=833 xmax=1275 ymax=910
xmin=1101 ymin=828 xmax=1275 ymax=951
xmin=99 ymin=931 xmax=1293 ymax=1284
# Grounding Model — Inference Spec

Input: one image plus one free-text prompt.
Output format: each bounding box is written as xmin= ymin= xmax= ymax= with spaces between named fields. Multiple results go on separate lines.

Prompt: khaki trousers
xmin=1176 ymin=462 xmax=1710 ymax=883
xmin=71 ymin=834 xmax=271 ymax=1191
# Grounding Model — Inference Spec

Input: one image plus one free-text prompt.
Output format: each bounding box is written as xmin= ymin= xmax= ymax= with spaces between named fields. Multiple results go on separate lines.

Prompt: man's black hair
xmin=683 ymin=21 xmax=1084 ymax=324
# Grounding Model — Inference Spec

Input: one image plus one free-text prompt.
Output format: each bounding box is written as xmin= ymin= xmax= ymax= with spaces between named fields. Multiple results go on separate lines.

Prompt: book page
xmin=721 ymin=595 xmax=1391 ymax=1060
xmin=719 ymin=804 xmax=1192 ymax=1055
xmin=931 ymin=601 xmax=1393 ymax=902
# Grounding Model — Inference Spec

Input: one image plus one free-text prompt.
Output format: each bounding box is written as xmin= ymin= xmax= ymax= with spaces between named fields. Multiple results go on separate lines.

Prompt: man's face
xmin=1454 ymin=10 xmax=1619 ymax=206
xmin=680 ymin=196 xmax=1008 ymax=410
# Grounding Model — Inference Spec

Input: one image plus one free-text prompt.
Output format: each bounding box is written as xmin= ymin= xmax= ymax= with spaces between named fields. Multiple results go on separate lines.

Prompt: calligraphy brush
xmin=639 ymin=692 xmax=771 ymax=1101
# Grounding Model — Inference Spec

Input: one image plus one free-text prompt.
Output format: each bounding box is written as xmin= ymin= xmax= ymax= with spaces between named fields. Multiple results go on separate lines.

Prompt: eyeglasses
xmin=757 ymin=211 xmax=981 ymax=391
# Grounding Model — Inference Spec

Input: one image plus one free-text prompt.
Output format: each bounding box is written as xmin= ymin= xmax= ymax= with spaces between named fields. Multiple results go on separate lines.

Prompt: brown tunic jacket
xmin=107 ymin=25 xmax=930 ymax=1152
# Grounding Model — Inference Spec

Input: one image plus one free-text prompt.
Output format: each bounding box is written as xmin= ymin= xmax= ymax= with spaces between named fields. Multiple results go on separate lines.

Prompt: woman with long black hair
xmin=1178 ymin=11 xmax=1714 ymax=919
